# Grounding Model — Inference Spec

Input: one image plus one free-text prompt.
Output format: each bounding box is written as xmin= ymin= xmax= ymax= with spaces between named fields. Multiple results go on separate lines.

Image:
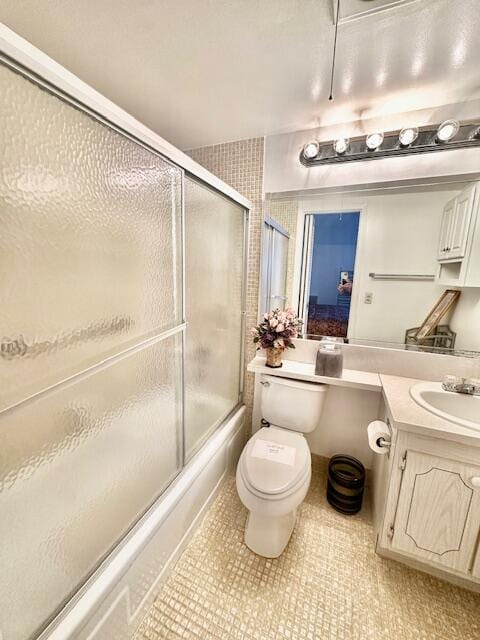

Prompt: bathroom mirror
xmin=261 ymin=181 xmax=480 ymax=355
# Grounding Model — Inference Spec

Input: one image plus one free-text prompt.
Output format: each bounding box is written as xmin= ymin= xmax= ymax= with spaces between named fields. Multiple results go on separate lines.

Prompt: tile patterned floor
xmin=134 ymin=458 xmax=480 ymax=640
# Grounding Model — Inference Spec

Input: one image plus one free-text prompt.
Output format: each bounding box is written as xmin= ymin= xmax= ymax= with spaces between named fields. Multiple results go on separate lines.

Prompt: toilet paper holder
xmin=368 ymin=418 xmax=392 ymax=457
xmin=376 ymin=436 xmax=391 ymax=450
xmin=377 ymin=418 xmax=392 ymax=455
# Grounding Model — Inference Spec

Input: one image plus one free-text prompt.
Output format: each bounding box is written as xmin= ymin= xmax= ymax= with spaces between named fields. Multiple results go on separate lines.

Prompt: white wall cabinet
xmin=437 ymin=197 xmax=456 ymax=261
xmin=375 ymin=421 xmax=480 ymax=591
xmin=450 ymin=187 xmax=476 ymax=258
xmin=436 ymin=183 xmax=480 ymax=287
xmin=437 ymin=185 xmax=476 ymax=262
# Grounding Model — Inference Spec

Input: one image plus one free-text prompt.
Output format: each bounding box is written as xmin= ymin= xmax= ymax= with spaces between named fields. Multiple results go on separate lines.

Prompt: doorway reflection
xmin=305 ymin=212 xmax=360 ymax=338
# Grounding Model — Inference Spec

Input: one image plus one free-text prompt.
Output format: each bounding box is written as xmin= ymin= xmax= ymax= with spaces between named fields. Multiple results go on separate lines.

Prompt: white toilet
xmin=236 ymin=374 xmax=327 ymax=558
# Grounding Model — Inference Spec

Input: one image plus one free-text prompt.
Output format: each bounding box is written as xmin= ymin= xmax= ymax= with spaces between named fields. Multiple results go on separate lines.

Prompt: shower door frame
xmin=0 ymin=27 xmax=250 ymax=452
xmin=0 ymin=54 xmax=249 ymax=459
xmin=0 ymin=26 xmax=250 ymax=211
xmin=0 ymin=25 xmax=250 ymax=640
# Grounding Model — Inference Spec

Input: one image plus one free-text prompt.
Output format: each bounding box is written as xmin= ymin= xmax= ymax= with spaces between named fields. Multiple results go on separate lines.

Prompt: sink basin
xmin=410 ymin=382 xmax=480 ymax=431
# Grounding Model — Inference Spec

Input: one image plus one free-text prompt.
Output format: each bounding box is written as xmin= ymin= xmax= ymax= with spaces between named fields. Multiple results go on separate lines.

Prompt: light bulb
xmin=333 ymin=138 xmax=350 ymax=155
xmin=366 ymin=132 xmax=384 ymax=151
xmin=398 ymin=127 xmax=419 ymax=147
xmin=436 ymin=120 xmax=459 ymax=143
xmin=303 ymin=141 xmax=319 ymax=159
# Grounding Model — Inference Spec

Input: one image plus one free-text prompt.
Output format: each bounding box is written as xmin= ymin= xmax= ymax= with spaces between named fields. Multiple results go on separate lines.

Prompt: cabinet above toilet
xmin=436 ymin=182 xmax=480 ymax=287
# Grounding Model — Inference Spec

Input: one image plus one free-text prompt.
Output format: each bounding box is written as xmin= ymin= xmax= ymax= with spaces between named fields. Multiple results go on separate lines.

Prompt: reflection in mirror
xmin=262 ymin=182 xmax=480 ymax=356
xmin=261 ymin=216 xmax=290 ymax=315
xmin=299 ymin=211 xmax=360 ymax=340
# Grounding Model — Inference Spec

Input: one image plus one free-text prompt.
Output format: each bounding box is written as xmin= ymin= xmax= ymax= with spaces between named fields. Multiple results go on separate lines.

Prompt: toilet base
xmin=244 ymin=509 xmax=297 ymax=558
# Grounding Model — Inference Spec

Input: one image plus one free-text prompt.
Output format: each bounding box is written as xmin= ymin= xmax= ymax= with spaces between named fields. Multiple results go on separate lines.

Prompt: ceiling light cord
xmin=329 ymin=0 xmax=341 ymax=101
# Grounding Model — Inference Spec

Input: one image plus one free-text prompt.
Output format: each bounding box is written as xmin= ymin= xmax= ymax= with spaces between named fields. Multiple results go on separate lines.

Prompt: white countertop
xmin=247 ymin=356 xmax=382 ymax=392
xmin=380 ymin=374 xmax=480 ymax=443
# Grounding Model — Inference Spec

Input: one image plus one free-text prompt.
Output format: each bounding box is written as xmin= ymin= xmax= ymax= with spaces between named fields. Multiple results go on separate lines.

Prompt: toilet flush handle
xmin=260 ymin=381 xmax=270 ymax=387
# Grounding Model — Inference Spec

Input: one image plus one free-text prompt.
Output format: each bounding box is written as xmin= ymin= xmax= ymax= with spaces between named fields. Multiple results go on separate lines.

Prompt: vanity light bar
xmin=300 ymin=121 xmax=480 ymax=166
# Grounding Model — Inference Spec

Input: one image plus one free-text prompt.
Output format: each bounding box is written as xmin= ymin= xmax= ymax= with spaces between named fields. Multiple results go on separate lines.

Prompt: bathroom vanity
xmin=374 ymin=375 xmax=480 ymax=591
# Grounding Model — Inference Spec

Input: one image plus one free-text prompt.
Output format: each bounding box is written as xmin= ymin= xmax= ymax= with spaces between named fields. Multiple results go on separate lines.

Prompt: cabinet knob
xmin=470 ymin=476 xmax=480 ymax=488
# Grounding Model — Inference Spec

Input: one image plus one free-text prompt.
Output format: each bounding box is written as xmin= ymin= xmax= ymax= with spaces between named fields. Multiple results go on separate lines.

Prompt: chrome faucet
xmin=442 ymin=376 xmax=480 ymax=395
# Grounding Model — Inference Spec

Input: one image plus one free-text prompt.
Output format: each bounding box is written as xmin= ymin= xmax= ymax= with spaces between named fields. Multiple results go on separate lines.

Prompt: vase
xmin=265 ymin=346 xmax=284 ymax=368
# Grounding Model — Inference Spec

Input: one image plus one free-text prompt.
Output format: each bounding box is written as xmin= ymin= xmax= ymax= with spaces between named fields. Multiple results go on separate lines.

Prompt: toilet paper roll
xmin=368 ymin=420 xmax=391 ymax=455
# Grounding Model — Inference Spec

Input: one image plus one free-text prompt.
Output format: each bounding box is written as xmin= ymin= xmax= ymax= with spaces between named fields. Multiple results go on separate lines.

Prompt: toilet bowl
xmin=236 ymin=375 xmax=327 ymax=557
xmin=236 ymin=426 xmax=311 ymax=557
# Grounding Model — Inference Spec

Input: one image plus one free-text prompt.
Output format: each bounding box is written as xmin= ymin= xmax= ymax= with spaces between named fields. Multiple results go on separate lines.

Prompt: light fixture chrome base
xmin=301 ymin=121 xmax=480 ymax=166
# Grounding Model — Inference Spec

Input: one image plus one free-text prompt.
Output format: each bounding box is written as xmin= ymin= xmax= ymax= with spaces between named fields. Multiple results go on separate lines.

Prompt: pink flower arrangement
xmin=251 ymin=308 xmax=303 ymax=350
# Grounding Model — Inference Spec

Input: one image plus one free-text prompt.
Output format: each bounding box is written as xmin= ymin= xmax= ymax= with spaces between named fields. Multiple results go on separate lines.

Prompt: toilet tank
xmin=260 ymin=374 xmax=328 ymax=433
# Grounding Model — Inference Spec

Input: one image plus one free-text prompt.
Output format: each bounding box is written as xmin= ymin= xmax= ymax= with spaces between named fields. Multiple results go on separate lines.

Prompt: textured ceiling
xmin=0 ymin=0 xmax=479 ymax=149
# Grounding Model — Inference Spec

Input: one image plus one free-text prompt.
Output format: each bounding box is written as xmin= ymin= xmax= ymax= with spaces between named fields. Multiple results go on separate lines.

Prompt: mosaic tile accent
xmin=187 ymin=139 xmax=265 ymax=425
xmin=134 ymin=458 xmax=480 ymax=640
xmin=268 ymin=199 xmax=298 ymax=309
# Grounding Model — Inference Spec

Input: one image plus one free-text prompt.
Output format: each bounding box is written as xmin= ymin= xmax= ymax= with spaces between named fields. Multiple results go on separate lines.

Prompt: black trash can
xmin=327 ymin=455 xmax=365 ymax=514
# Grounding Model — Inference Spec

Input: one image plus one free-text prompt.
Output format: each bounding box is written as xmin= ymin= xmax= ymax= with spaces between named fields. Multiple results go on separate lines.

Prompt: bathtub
xmin=38 ymin=406 xmax=246 ymax=640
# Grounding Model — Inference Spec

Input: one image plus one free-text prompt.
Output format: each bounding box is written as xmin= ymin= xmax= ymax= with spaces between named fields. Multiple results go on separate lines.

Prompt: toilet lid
xmin=241 ymin=427 xmax=310 ymax=495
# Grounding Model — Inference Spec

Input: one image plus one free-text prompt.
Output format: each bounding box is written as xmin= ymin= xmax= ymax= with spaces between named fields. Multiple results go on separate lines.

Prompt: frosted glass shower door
xmin=184 ymin=177 xmax=245 ymax=458
xmin=0 ymin=61 xmax=183 ymax=640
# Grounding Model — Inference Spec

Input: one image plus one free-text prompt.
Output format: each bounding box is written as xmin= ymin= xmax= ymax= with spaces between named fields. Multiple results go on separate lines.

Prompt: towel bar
xmin=368 ymin=273 xmax=435 ymax=281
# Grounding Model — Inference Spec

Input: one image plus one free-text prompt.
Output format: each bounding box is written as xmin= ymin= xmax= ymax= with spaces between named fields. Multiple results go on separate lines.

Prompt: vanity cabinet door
xmin=391 ymin=450 xmax=480 ymax=574
xmin=472 ymin=546 xmax=480 ymax=579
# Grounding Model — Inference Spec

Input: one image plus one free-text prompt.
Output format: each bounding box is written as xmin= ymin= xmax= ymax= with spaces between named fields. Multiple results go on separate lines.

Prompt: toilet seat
xmin=239 ymin=427 xmax=311 ymax=497
xmin=239 ymin=461 xmax=311 ymax=502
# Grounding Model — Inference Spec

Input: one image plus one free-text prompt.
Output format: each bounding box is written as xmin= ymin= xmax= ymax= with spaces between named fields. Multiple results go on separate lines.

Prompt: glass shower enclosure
xmin=0 ymin=57 xmax=247 ymax=640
